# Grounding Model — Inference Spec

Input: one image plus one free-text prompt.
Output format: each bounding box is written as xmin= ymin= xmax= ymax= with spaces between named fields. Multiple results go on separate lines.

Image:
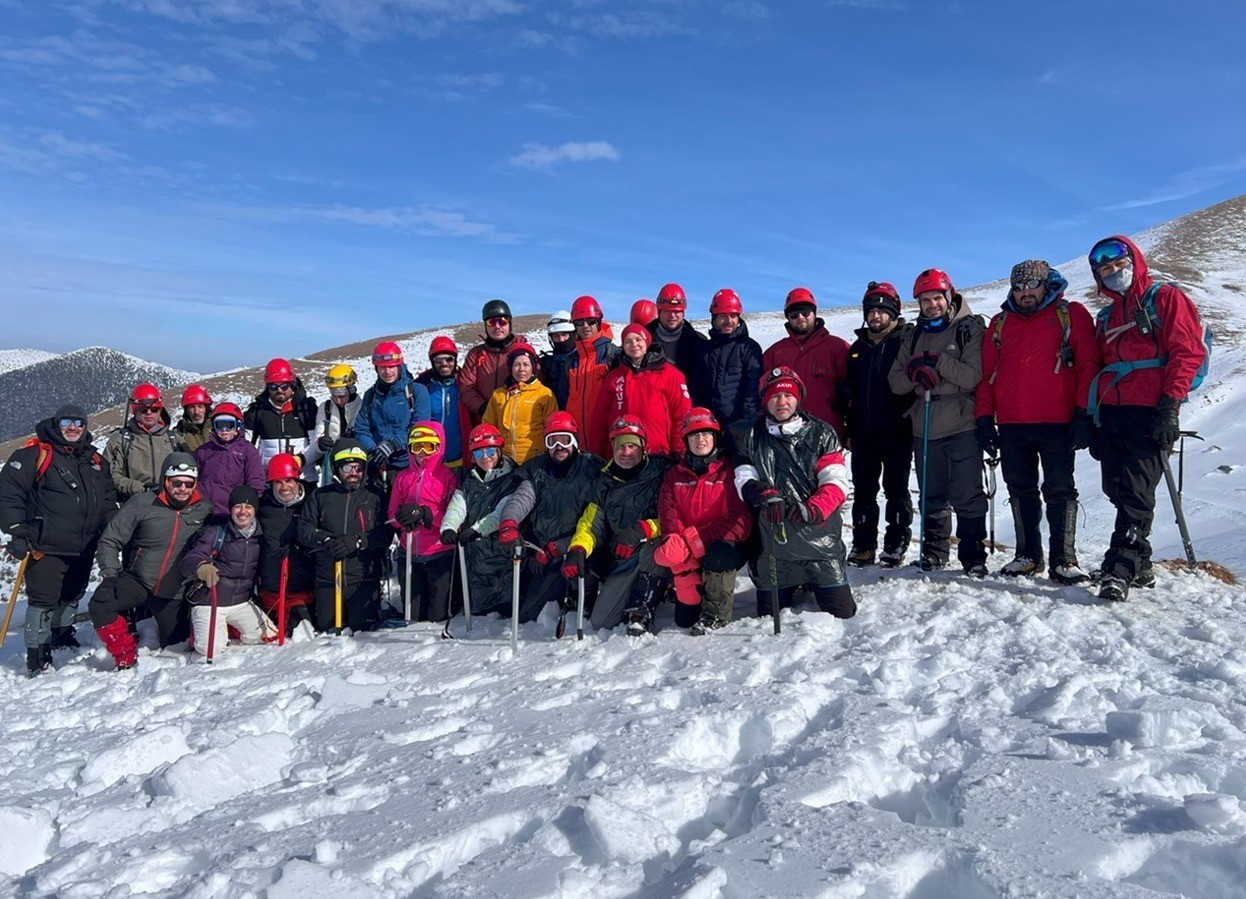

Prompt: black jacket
xmin=505 ymin=450 xmax=604 ymax=550
xmin=297 ymin=481 xmax=390 ymax=587
xmin=692 ymin=320 xmax=763 ymax=429
xmin=647 ymin=320 xmax=709 ymax=381
xmin=572 ymin=455 xmax=674 ymax=561
xmin=0 ymin=418 xmax=118 ymax=556
xmin=845 ymin=321 xmax=914 ymax=438
xmin=461 ymin=461 xmax=521 ymax=588
xmin=538 ymin=342 xmax=578 ymax=410
xmin=257 ymin=486 xmax=316 ymax=593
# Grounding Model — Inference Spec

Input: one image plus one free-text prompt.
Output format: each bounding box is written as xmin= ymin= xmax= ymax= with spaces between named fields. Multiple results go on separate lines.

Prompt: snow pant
xmin=88 ymin=571 xmax=188 ymax=647
xmin=655 ymin=540 xmax=742 ymax=627
xmin=258 ymin=588 xmax=316 ymax=633
xmin=912 ymin=430 xmax=988 ymax=568
xmin=514 ymin=556 xmax=570 ymax=623
xmin=313 ymin=577 xmax=381 ymax=633
xmin=756 ymin=583 xmax=857 ymax=620
xmin=396 ymin=550 xmax=455 ymax=622
xmin=849 ymin=429 xmax=913 ymax=555
xmin=1098 ymin=405 xmax=1163 ymax=582
xmin=590 ymin=544 xmax=666 ymax=631
xmin=23 ymin=551 xmax=93 ymax=649
xmin=190 ymin=601 xmax=277 ymax=657
xmin=998 ymin=423 xmax=1080 ymax=567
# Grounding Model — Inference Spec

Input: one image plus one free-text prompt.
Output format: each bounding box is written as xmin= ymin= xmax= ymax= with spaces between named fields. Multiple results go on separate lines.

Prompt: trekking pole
xmin=206 ymin=583 xmax=220 ymax=664
xmin=334 ymin=559 xmax=344 ymax=632
xmin=404 ymin=531 xmax=413 ymax=624
xmin=457 ymin=543 xmax=473 ymax=633
xmin=984 ymin=453 xmax=998 ymax=555
xmin=576 ymin=573 xmax=586 ymax=642
xmin=1177 ymin=430 xmax=1203 ymax=498
xmin=441 ymin=544 xmax=457 ymax=640
xmin=1161 ymin=452 xmax=1198 ymax=570
xmin=918 ymin=389 xmax=931 ymax=567
xmin=768 ymin=530 xmax=781 ymax=636
xmin=510 ymin=543 xmax=523 ymax=656
xmin=277 ymin=557 xmax=289 ymax=647
xmin=0 ymin=552 xmax=31 ymax=650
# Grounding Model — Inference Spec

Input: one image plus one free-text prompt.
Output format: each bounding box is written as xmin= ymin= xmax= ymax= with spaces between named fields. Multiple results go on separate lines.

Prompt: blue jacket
xmin=415 ymin=369 xmax=464 ymax=465
xmin=355 ymin=365 xmax=431 ymax=470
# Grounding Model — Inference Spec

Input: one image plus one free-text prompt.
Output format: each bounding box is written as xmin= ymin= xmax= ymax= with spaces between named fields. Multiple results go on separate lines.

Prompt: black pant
xmin=756 ymin=584 xmax=856 ymax=619
xmin=850 ymin=429 xmax=913 ymax=553
xmin=396 ymin=551 xmax=454 ymax=622
xmin=1099 ymin=405 xmax=1163 ymax=581
xmin=23 ymin=552 xmax=94 ymax=648
xmin=88 ymin=572 xmax=188 ymax=647
xmin=998 ymin=423 xmax=1079 ymax=566
xmin=314 ymin=578 xmax=381 ymax=632
xmin=912 ymin=430 xmax=988 ymax=568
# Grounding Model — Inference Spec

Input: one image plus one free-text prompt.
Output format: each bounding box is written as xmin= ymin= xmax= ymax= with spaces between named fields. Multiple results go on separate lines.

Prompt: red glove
xmin=760 ymin=490 xmax=785 ymax=525
xmin=787 ymin=501 xmax=825 ymax=525
xmin=613 ymin=521 xmax=655 ymax=559
xmin=534 ymin=540 xmax=561 ymax=566
xmin=498 ymin=520 xmax=520 ymax=546
xmin=905 ymin=352 xmax=940 ymax=391
xmin=562 ymin=548 xmax=586 ymax=580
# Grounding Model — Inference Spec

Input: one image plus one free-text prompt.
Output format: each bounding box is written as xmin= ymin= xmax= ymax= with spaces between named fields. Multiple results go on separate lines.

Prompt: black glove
xmin=439 ymin=528 xmax=458 ymax=546
xmin=1153 ymin=396 xmax=1181 ymax=453
xmin=5 ymin=534 xmax=30 ymax=560
xmin=975 ymin=416 xmax=999 ymax=456
xmin=741 ymin=480 xmax=776 ymax=509
xmin=906 ymin=352 xmax=941 ymax=390
xmin=458 ymin=527 xmax=482 ymax=546
xmin=395 ymin=504 xmax=422 ymax=530
xmin=94 ymin=574 xmax=118 ymax=598
xmin=417 ymin=505 xmax=434 ymax=528
xmin=562 ymin=548 xmax=586 ymax=580
xmin=370 ymin=438 xmax=400 ymax=465
xmin=327 ymin=533 xmax=362 ymax=560
xmin=1068 ymin=410 xmax=1096 ymax=452
xmin=317 ymin=434 xmax=335 ymax=452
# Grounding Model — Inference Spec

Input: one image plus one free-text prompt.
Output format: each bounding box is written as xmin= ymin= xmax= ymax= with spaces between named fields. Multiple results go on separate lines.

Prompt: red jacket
xmin=566 ymin=322 xmax=619 ymax=436
xmin=658 ymin=455 xmax=752 ymax=557
xmin=591 ymin=350 xmax=692 ymax=457
xmin=1092 ymin=235 xmax=1207 ymax=409
xmin=761 ymin=320 xmax=850 ymax=438
xmin=457 ymin=333 xmax=520 ymax=425
xmin=977 ymin=297 xmax=1100 ymax=425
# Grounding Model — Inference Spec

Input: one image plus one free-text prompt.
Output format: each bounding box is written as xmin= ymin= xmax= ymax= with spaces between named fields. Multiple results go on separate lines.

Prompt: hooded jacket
xmin=96 ymin=487 xmax=212 ymax=597
xmin=180 ymin=518 xmax=262 ymax=608
xmin=761 ymin=318 xmax=851 ymax=439
xmin=484 ymin=377 xmax=559 ymax=466
xmin=103 ymin=412 xmax=180 ymax=500
xmin=0 ymin=418 xmax=117 ymax=556
xmin=977 ymin=269 xmax=1101 ymax=425
xmin=415 ymin=368 xmax=470 ymax=466
xmin=193 ymin=433 xmax=266 ymax=516
xmin=244 ymin=377 xmax=319 ymax=481
xmin=658 ymin=453 xmax=752 ymax=558
xmin=257 ymin=483 xmax=315 ymax=593
xmin=459 ymin=332 xmax=521 ymax=424
xmin=174 ymin=416 xmax=212 ymax=453
xmin=570 ymin=455 xmax=674 ymax=561
xmin=501 ymin=449 xmax=604 ymax=552
xmin=564 ymin=323 xmax=621 ymax=434
xmin=539 ymin=340 xmax=578 ymax=411
xmin=304 ymin=394 xmax=362 ymax=471
xmin=692 ymin=320 xmax=763 ymax=429
xmin=443 ymin=457 xmax=520 ymax=594
xmin=356 ymin=365 xmax=431 ymax=472
xmin=297 ymin=476 xmax=390 ymax=588
xmin=845 ymin=318 xmax=914 ymax=438
xmin=388 ymin=421 xmax=459 ymax=559
xmin=887 ymin=294 xmax=985 ymax=440
xmin=1090 ymin=235 xmax=1207 ymax=409
xmin=591 ymin=346 xmax=693 ymax=457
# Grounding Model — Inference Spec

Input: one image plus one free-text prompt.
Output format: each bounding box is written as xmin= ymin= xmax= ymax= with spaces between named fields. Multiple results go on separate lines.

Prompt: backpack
xmin=988 ymin=301 xmax=1074 ymax=386
xmin=20 ymin=438 xmax=103 ymax=485
xmin=363 ymin=382 xmax=417 ymax=425
xmin=1087 ymin=282 xmax=1213 ymax=424
xmin=908 ymin=314 xmax=983 ymax=356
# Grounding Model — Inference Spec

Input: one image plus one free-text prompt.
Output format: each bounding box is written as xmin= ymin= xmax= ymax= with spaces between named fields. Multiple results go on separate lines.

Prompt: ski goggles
xmin=266 ymin=381 xmax=294 ymax=391
xmin=1088 ymin=239 xmax=1131 ymax=269
xmin=409 ymin=442 xmax=439 ymax=455
xmin=472 ymin=447 xmax=499 ymax=459
xmin=212 ymin=418 xmax=241 ymax=431
xmin=485 ymin=316 xmax=510 ymax=328
xmin=131 ymin=400 xmax=163 ymax=412
xmin=58 ymin=417 xmax=86 ymax=429
xmin=1011 ymin=278 xmax=1044 ymax=290
xmin=545 ymin=432 xmax=577 ymax=450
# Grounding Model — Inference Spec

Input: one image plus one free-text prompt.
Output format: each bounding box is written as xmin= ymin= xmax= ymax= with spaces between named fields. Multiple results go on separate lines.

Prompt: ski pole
xmin=984 ymin=454 xmax=998 ymax=555
xmin=441 ymin=543 xmax=457 ymax=640
xmin=277 ymin=557 xmax=289 ymax=647
xmin=404 ymin=531 xmax=413 ymax=624
xmin=0 ymin=551 xmax=31 ymax=650
xmin=768 ymin=532 xmax=781 ymax=636
xmin=918 ymin=389 xmax=931 ymax=567
xmin=1161 ymin=452 xmax=1198 ymax=570
xmin=206 ymin=583 xmax=220 ymax=664
xmin=576 ymin=573 xmax=586 ymax=642
xmin=334 ymin=559 xmax=344 ymax=632
xmin=510 ymin=543 xmax=522 ymax=656
xmin=457 ymin=543 xmax=472 ymax=632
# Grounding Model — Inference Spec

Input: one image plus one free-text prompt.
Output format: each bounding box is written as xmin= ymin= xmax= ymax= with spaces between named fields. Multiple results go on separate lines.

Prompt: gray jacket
xmin=888 ymin=296 xmax=984 ymax=439
xmin=104 ymin=418 xmax=180 ymax=501
xmin=96 ymin=489 xmax=212 ymax=597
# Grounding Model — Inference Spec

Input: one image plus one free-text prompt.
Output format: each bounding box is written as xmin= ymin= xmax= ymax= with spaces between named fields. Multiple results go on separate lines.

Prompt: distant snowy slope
xmin=0 ymin=348 xmax=56 ymax=375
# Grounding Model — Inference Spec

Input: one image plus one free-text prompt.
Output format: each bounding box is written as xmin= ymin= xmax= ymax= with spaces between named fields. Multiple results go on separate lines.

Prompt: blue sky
xmin=2 ymin=0 xmax=1244 ymax=373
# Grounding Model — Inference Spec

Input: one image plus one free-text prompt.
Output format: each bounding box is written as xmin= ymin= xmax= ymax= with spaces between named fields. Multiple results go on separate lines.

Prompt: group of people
xmin=0 ymin=235 xmax=1207 ymax=675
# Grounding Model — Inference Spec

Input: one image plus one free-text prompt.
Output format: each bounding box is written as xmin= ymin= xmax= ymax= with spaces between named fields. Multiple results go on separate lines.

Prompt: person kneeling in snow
xmin=257 ymin=453 xmax=317 ymax=635
xmin=733 ymin=367 xmax=856 ymax=620
xmin=655 ymin=408 xmax=752 ymax=634
xmin=388 ymin=422 xmax=459 ymax=622
xmin=180 ymin=485 xmax=277 ymax=657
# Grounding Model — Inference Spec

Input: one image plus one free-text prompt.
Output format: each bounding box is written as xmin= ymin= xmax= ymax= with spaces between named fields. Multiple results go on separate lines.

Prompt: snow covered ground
xmin=0 ymin=348 xmax=56 ymax=376
xmin=2 ymin=227 xmax=1245 ymax=896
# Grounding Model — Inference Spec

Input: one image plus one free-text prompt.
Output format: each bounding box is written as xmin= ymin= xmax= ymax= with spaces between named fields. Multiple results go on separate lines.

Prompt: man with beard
xmin=257 ymin=453 xmax=317 ymax=634
xmin=244 ymin=358 xmax=319 ymax=484
xmin=104 ymin=383 xmax=180 ymax=501
xmin=0 ymin=404 xmax=117 ymax=674
xmin=563 ymin=296 xmax=620 ymax=435
xmin=416 ymin=337 xmax=470 ymax=468
xmin=690 ymin=288 xmax=763 ymax=434
xmin=842 ymin=282 xmax=915 ymax=568
xmin=174 ymin=385 xmax=213 ymax=453
xmin=647 ymin=283 xmax=707 ymax=380
xmin=459 ymin=300 xmax=521 ymax=427
xmin=761 ymin=287 xmax=851 ymax=440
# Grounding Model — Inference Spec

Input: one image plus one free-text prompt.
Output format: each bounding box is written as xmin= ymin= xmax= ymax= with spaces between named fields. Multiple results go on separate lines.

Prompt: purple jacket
xmin=194 ymin=435 xmax=266 ymax=516
xmin=180 ymin=520 xmax=262 ymax=607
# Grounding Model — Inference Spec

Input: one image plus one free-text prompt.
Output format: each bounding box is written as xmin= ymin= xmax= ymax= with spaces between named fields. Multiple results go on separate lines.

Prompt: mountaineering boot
xmin=878 ymin=545 xmax=906 ymax=569
xmin=914 ymin=555 xmax=945 ymax=572
xmin=1047 ymin=500 xmax=1088 ymax=584
xmin=846 ymin=548 xmax=876 ymax=568
xmin=626 ymin=609 xmax=652 ymax=637
xmin=689 ymin=614 xmax=728 ymax=637
xmin=50 ymin=626 xmax=81 ymax=650
xmin=1011 ymin=494 xmax=1044 ymax=570
xmin=96 ymin=615 xmax=138 ymax=671
xmin=1098 ymin=576 xmax=1129 ymax=603
xmin=964 ymin=563 xmax=989 ymax=580
xmin=1132 ymin=563 xmax=1156 ymax=589
xmin=26 ymin=645 xmax=53 ymax=676
xmin=1050 ymin=563 xmax=1091 ymax=585
xmin=1001 ymin=557 xmax=1043 ymax=577
xmin=624 ymin=573 xmax=663 ymax=636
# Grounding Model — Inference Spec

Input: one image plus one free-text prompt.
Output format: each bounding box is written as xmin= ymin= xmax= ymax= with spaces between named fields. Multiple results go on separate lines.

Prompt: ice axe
xmin=206 ymin=582 xmax=220 ymax=664
xmin=984 ymin=452 xmax=999 ymax=555
xmin=1161 ymin=452 xmax=1198 ymax=570
xmin=0 ymin=551 xmax=32 ymax=650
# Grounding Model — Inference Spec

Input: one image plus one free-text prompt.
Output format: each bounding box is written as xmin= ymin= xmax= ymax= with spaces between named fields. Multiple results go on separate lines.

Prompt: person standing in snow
xmin=591 ymin=324 xmax=692 ymax=458
xmin=305 ymin=365 xmax=362 ymax=482
xmin=104 ymin=383 xmax=180 ymax=501
xmin=733 ymin=367 xmax=856 ymax=620
xmin=416 ymin=337 xmax=470 ymax=469
xmin=193 ymin=402 xmax=266 ymax=519
xmin=243 ymin=358 xmax=319 ymax=484
xmin=388 ymin=423 xmax=459 ymax=622
xmin=483 ymin=342 xmax=559 ymax=466
xmin=689 ymin=288 xmax=763 ymax=436
xmin=646 ymin=283 xmax=708 ymax=380
xmin=655 ymin=408 xmax=751 ymax=634
xmin=842 ymin=282 xmax=914 ymax=568
xmin=0 ymin=404 xmax=117 ymax=674
xmin=180 ymin=485 xmax=277 ymax=657
xmin=174 ymin=384 xmax=213 ymax=453
xmin=257 ymin=453 xmax=317 ymax=634
xmin=1086 ymin=236 xmax=1207 ymax=602
xmin=459 ymin=300 xmax=521 ymax=427
xmin=539 ymin=310 xmax=578 ymax=411
xmin=887 ymin=269 xmax=989 ymax=577
xmin=976 ymin=260 xmax=1101 ymax=584
xmin=355 ymin=342 xmax=432 ymax=489
xmin=761 ymin=287 xmax=852 ymax=440
xmin=563 ymin=296 xmax=621 ymax=437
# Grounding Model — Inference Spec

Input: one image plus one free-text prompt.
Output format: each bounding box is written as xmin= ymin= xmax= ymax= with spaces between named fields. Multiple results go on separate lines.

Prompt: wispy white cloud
xmin=825 ymin=0 xmax=908 ymax=9
xmin=1101 ymin=159 xmax=1246 ymax=212
xmin=0 ymin=128 xmax=125 ymax=178
xmin=210 ymin=201 xmax=504 ymax=239
xmin=725 ymin=0 xmax=769 ymax=20
xmin=509 ymin=140 xmax=621 ymax=171
xmin=549 ymin=9 xmax=693 ymax=39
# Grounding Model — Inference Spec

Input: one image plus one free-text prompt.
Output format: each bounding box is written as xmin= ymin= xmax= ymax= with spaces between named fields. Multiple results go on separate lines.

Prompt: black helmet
xmin=482 ymin=299 xmax=512 ymax=321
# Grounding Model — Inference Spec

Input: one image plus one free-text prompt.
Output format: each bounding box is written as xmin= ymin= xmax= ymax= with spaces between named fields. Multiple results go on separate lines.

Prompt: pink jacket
xmin=388 ymin=421 xmax=458 ymax=559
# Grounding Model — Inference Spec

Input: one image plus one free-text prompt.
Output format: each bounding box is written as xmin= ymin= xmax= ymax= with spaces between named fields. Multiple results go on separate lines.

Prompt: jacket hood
xmin=416 ymin=367 xmax=457 ymax=386
xmin=409 ymin=419 xmax=448 ymax=469
xmin=35 ymin=417 xmax=95 ymax=453
xmin=1002 ymin=267 xmax=1069 ymax=314
xmin=625 ymin=344 xmax=669 ymax=372
xmin=1091 ymin=234 xmax=1153 ymax=303
xmin=576 ymin=321 xmax=615 ymax=354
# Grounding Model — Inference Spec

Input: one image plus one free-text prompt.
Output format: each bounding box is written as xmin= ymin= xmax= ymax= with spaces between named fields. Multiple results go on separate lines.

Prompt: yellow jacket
xmin=483 ymin=378 xmax=558 ymax=465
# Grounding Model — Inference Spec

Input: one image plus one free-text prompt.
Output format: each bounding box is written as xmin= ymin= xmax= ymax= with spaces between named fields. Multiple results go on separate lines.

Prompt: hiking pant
xmin=850 ymin=429 xmax=913 ymax=555
xmin=999 ymin=423 xmax=1080 ymax=567
xmin=23 ymin=552 xmax=93 ymax=649
xmin=756 ymin=584 xmax=857 ymax=620
xmin=658 ymin=540 xmax=743 ymax=628
xmin=396 ymin=551 xmax=455 ymax=622
xmin=88 ymin=572 xmax=188 ymax=647
xmin=1098 ymin=405 xmax=1163 ymax=582
xmin=913 ymin=430 xmax=988 ymax=568
xmin=314 ymin=578 xmax=381 ymax=632
xmin=512 ymin=555 xmax=598 ymax=623
xmin=590 ymin=544 xmax=664 ymax=631
xmin=190 ymin=601 xmax=277 ymax=657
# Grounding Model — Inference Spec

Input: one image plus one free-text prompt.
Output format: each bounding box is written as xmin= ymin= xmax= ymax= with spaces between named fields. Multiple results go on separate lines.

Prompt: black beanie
xmin=54 ymin=403 xmax=88 ymax=426
xmin=228 ymin=485 xmax=259 ymax=510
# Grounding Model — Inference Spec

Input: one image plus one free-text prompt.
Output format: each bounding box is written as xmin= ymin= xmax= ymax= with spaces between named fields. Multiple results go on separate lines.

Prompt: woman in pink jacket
xmin=388 ymin=421 xmax=459 ymax=622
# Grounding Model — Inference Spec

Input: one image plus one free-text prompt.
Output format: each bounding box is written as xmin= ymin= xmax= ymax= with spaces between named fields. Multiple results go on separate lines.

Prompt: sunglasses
xmin=212 ymin=419 xmax=241 ymax=431
xmin=267 ymin=382 xmax=294 ymax=391
xmin=431 ymin=354 xmax=456 ymax=364
xmin=58 ymin=418 xmax=86 ymax=429
xmin=1089 ymin=239 xmax=1130 ymax=268
xmin=485 ymin=317 xmax=510 ymax=328
xmin=785 ymin=307 xmax=815 ymax=319
xmin=132 ymin=401 xmax=163 ymax=412
xmin=545 ymin=433 xmax=577 ymax=449
xmin=329 ymin=387 xmax=351 ymax=398
xmin=472 ymin=447 xmax=499 ymax=459
xmin=167 ymin=478 xmax=196 ymax=490
xmin=1011 ymin=279 xmax=1044 ymax=290
xmin=572 ymin=318 xmax=600 ymax=327
xmin=337 ymin=461 xmax=365 ymax=473
xmin=409 ymin=442 xmax=439 ymax=455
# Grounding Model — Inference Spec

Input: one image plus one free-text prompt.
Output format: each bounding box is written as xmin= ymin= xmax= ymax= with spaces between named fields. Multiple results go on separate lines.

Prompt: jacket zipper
xmin=155 ymin=509 xmax=181 ymax=593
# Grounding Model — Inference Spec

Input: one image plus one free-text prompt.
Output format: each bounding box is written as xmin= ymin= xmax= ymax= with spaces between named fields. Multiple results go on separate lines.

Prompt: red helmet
xmin=656 ymin=283 xmax=687 ymax=309
xmin=912 ymin=268 xmax=954 ymax=298
xmin=428 ymin=336 xmax=458 ymax=360
xmin=264 ymin=359 xmax=295 ymax=384
xmin=571 ymin=295 xmax=603 ymax=321
xmin=130 ymin=383 xmax=163 ymax=408
xmin=266 ymin=453 xmax=302 ymax=481
xmin=210 ymin=402 xmax=243 ymax=422
xmin=609 ymin=415 xmax=647 ymax=444
xmin=680 ymin=407 xmax=721 ymax=440
xmin=784 ymin=287 xmax=816 ymax=311
xmin=181 ymin=384 xmax=212 ymax=408
xmin=630 ymin=299 xmax=658 ymax=326
xmin=467 ymin=423 xmax=505 ymax=453
xmin=863 ymin=281 xmax=902 ymax=318
xmin=372 ymin=341 xmax=404 ymax=366
xmin=545 ymin=410 xmax=579 ymax=436
xmin=760 ymin=365 xmax=806 ymax=402
xmin=709 ymin=288 xmax=742 ymax=315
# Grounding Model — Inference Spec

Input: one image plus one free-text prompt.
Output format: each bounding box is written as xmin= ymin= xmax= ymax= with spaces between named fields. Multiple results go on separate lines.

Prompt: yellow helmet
xmin=331 ymin=441 xmax=368 ymax=466
xmin=325 ymin=364 xmax=357 ymax=390
xmin=407 ymin=424 xmax=441 ymax=448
